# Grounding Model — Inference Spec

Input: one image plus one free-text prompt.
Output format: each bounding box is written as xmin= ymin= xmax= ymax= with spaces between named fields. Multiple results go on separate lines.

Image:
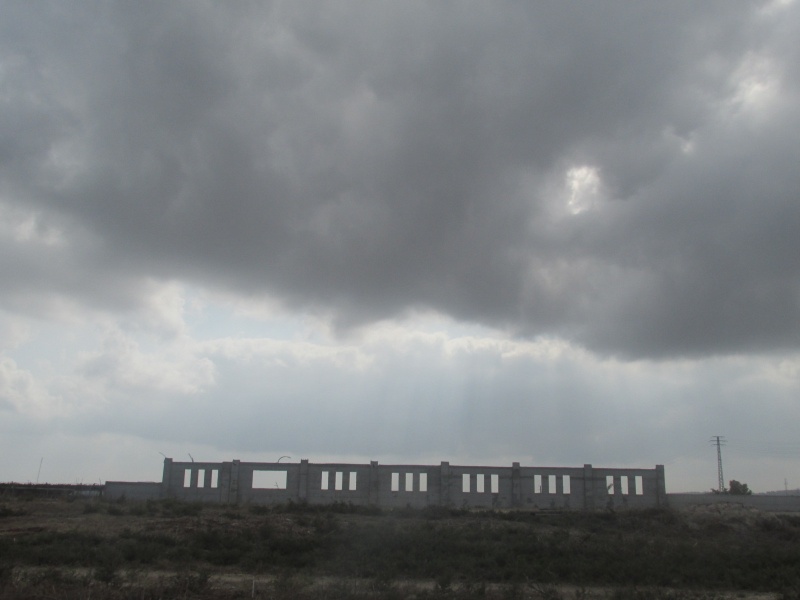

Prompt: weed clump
xmin=2 ymin=497 xmax=800 ymax=597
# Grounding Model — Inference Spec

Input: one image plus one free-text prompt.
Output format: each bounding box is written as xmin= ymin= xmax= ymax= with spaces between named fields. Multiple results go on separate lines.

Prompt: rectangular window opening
xmin=183 ymin=469 xmax=192 ymax=488
xmin=491 ymin=474 xmax=499 ymax=494
xmin=253 ymin=470 xmax=287 ymax=490
xmin=335 ymin=471 xmax=343 ymax=491
xmin=210 ymin=470 xmax=219 ymax=489
xmin=197 ymin=469 xmax=205 ymax=488
xmin=606 ymin=475 xmax=615 ymax=495
xmin=321 ymin=471 xmax=329 ymax=490
xmin=462 ymin=473 xmax=470 ymax=493
xmin=562 ymin=475 xmax=571 ymax=495
xmin=477 ymin=474 xmax=485 ymax=493
xmin=419 ymin=473 xmax=428 ymax=492
xmin=391 ymin=472 xmax=400 ymax=492
xmin=548 ymin=474 xmax=557 ymax=494
xmin=635 ymin=475 xmax=644 ymax=495
xmin=621 ymin=475 xmax=629 ymax=495
xmin=405 ymin=473 xmax=414 ymax=492
xmin=534 ymin=474 xmax=542 ymax=494
xmin=349 ymin=472 xmax=357 ymax=491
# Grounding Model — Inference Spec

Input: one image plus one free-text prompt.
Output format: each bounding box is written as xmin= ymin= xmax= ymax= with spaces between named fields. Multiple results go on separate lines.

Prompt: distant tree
xmin=727 ymin=480 xmax=752 ymax=495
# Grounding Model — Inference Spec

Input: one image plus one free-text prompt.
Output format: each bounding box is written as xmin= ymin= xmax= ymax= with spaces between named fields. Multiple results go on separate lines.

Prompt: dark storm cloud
xmin=2 ymin=1 xmax=799 ymax=357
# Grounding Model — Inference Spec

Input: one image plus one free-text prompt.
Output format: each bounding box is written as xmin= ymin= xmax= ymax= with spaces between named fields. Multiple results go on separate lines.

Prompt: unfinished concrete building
xmin=105 ymin=458 xmax=667 ymax=510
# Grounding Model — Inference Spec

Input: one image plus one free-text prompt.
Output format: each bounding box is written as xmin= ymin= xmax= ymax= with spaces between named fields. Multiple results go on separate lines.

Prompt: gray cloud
xmin=2 ymin=1 xmax=799 ymax=358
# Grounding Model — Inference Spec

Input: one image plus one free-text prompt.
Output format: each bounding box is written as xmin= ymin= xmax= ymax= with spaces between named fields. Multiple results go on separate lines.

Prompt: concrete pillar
xmin=511 ymin=462 xmax=521 ymax=508
xmin=440 ymin=462 xmax=450 ymax=506
xmin=656 ymin=465 xmax=666 ymax=507
xmin=556 ymin=475 xmax=564 ymax=496
xmin=204 ymin=469 xmax=212 ymax=488
xmin=229 ymin=460 xmax=240 ymax=505
xmin=583 ymin=464 xmax=593 ymax=510
xmin=614 ymin=475 xmax=621 ymax=496
xmin=299 ymin=459 xmax=309 ymax=502
xmin=369 ymin=461 xmax=379 ymax=506
xmin=161 ymin=458 xmax=173 ymax=498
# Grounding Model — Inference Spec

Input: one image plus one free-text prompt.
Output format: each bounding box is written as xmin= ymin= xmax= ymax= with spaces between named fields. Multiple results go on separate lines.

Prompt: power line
xmin=710 ymin=436 xmax=727 ymax=492
xmin=725 ymin=440 xmax=800 ymax=458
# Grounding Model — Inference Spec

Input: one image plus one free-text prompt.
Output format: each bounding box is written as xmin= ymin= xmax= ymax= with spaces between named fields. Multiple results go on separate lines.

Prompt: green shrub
xmin=82 ymin=502 xmax=100 ymax=514
xmin=0 ymin=504 xmax=25 ymax=518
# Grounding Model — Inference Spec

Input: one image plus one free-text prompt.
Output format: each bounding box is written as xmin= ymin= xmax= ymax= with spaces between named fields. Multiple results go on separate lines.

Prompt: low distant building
xmin=106 ymin=458 xmax=667 ymax=510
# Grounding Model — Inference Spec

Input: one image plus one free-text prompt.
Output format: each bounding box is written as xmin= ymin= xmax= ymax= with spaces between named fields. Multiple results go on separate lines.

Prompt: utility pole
xmin=710 ymin=436 xmax=726 ymax=492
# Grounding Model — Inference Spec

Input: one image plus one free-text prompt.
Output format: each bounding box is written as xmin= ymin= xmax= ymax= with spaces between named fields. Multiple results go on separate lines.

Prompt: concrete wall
xmin=106 ymin=465 xmax=800 ymax=512
xmin=155 ymin=458 xmax=666 ymax=510
xmin=668 ymin=493 xmax=800 ymax=512
xmin=104 ymin=481 xmax=163 ymax=501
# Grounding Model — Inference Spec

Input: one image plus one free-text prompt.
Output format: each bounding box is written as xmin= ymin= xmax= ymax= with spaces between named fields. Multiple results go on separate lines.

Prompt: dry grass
xmin=1 ymin=494 xmax=798 ymax=599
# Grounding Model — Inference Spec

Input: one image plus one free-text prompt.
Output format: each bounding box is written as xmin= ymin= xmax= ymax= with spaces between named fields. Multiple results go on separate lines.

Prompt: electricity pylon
xmin=710 ymin=436 xmax=727 ymax=492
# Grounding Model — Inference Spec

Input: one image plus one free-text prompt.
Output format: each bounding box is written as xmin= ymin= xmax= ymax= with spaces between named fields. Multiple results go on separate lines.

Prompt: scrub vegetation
xmin=1 ymin=495 xmax=799 ymax=599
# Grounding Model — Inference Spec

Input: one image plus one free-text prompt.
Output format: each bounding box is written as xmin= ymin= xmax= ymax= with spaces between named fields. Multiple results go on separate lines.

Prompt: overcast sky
xmin=2 ymin=1 xmax=800 ymax=493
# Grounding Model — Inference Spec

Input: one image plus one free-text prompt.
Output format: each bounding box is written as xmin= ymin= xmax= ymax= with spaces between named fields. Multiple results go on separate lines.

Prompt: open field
xmin=1 ymin=493 xmax=799 ymax=599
